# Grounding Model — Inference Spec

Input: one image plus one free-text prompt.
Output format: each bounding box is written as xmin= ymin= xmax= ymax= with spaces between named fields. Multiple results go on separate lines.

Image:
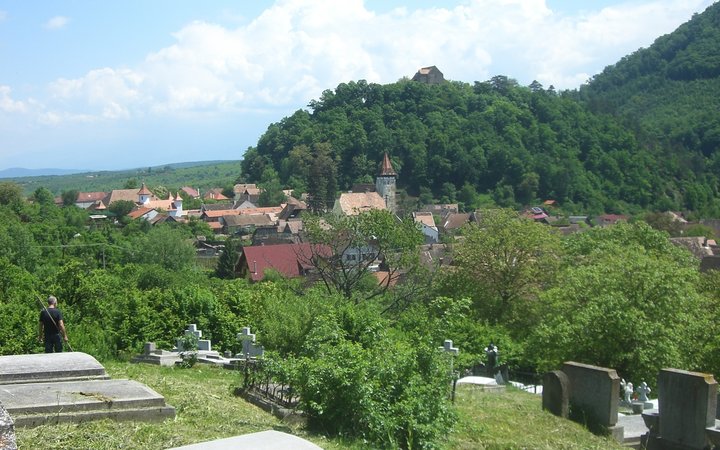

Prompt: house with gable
xmin=203 ymin=189 xmax=230 ymax=201
xmin=75 ymin=192 xmax=108 ymax=209
xmin=223 ymin=213 xmax=275 ymax=237
xmin=413 ymin=212 xmax=439 ymax=244
xmin=127 ymin=207 xmax=159 ymax=222
xmin=235 ymin=243 xmax=330 ymax=282
xmin=333 ymin=192 xmax=386 ymax=216
xmin=181 ymin=186 xmax=200 ymax=199
xmin=233 ymin=183 xmax=262 ymax=203
xmin=441 ymin=212 xmax=472 ymax=235
xmin=201 ymin=208 xmax=241 ymax=234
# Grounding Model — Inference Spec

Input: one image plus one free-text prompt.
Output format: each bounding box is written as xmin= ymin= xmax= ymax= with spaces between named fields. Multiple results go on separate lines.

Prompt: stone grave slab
xmin=562 ymin=361 xmax=623 ymax=441
xmin=169 ymin=430 xmax=322 ymax=450
xmin=131 ymin=342 xmax=182 ymax=367
xmin=0 ymin=379 xmax=175 ymax=428
xmin=0 ymin=404 xmax=17 ymax=450
xmin=658 ymin=368 xmax=717 ymax=449
xmin=542 ymin=370 xmax=569 ymax=418
xmin=0 ymin=352 xmax=108 ymax=384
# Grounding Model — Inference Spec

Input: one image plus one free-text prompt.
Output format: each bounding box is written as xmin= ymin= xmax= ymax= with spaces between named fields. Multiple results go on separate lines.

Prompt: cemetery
xmin=8 ymin=324 xmax=720 ymax=449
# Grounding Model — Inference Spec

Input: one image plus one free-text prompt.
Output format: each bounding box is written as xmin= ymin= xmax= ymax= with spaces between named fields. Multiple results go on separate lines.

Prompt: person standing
xmin=38 ymin=295 xmax=68 ymax=353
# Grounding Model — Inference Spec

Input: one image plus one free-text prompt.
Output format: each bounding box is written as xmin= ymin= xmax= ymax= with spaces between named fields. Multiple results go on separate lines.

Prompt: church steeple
xmin=137 ymin=183 xmax=152 ymax=205
xmin=380 ymin=152 xmax=397 ymax=177
xmin=376 ymin=153 xmax=397 ymax=213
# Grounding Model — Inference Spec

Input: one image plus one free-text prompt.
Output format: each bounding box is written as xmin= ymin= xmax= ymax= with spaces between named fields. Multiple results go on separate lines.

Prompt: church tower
xmin=376 ymin=152 xmax=397 ymax=213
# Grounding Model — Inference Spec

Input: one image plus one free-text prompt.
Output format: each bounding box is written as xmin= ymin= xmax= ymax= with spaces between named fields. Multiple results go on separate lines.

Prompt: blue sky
xmin=0 ymin=0 xmax=715 ymax=171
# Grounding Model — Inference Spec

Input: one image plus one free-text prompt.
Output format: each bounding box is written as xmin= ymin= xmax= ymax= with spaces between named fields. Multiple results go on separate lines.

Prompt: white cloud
xmin=20 ymin=0 xmax=718 ymax=125
xmin=0 ymin=10 xmax=7 ymax=22
xmin=44 ymin=16 xmax=69 ymax=30
xmin=0 ymin=86 xmax=27 ymax=113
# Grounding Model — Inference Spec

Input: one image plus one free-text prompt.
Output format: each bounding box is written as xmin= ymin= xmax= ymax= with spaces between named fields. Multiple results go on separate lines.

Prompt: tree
xmin=303 ymin=209 xmax=424 ymax=303
xmin=284 ymin=301 xmax=455 ymax=449
xmin=443 ymin=209 xmax=562 ymax=329
xmin=124 ymin=179 xmax=139 ymax=189
xmin=216 ymin=238 xmax=239 ymax=279
xmin=108 ymin=200 xmax=136 ymax=219
xmin=60 ymin=190 xmax=79 ymax=207
xmin=526 ymin=224 xmax=709 ymax=383
xmin=123 ymin=225 xmax=196 ymax=271
xmin=32 ymin=187 xmax=55 ymax=206
xmin=0 ymin=182 xmax=24 ymax=211
xmin=307 ymin=143 xmax=337 ymax=213
xmin=257 ymin=167 xmax=286 ymax=207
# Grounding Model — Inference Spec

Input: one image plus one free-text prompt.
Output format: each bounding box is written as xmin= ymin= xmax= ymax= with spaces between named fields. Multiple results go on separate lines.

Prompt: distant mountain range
xmin=0 ymin=167 xmax=88 ymax=179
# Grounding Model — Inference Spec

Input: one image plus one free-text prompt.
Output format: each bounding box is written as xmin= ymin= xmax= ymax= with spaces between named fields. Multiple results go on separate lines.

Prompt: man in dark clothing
xmin=38 ymin=295 xmax=68 ymax=353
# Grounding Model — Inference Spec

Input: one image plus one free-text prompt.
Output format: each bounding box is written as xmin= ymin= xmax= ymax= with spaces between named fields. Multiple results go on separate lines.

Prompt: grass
xmin=15 ymin=363 xmax=625 ymax=449
xmin=443 ymin=385 xmax=625 ymax=450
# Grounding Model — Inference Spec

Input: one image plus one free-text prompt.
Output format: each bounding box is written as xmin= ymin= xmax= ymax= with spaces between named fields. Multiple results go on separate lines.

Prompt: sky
xmin=0 ymin=0 xmax=716 ymax=171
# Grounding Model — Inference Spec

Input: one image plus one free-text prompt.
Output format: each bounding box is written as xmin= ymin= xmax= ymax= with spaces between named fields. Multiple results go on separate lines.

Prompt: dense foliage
xmin=578 ymin=2 xmax=720 ymax=217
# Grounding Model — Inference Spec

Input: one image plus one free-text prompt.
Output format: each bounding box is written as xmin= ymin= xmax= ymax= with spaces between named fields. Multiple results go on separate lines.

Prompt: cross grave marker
xmin=237 ymin=327 xmax=264 ymax=358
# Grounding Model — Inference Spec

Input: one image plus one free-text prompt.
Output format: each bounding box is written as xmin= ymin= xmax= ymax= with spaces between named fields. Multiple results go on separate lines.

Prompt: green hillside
xmin=12 ymin=160 xmax=242 ymax=197
xmin=578 ymin=2 xmax=720 ymax=212
xmin=579 ymin=1 xmax=720 ymax=151
xmin=240 ymin=4 xmax=720 ymax=217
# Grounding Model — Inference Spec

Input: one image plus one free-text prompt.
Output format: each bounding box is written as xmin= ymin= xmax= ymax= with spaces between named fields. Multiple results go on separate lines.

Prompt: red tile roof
xmin=137 ymin=183 xmax=152 ymax=195
xmin=240 ymin=243 xmax=331 ymax=282
xmin=76 ymin=191 xmax=107 ymax=202
xmin=181 ymin=186 xmax=200 ymax=198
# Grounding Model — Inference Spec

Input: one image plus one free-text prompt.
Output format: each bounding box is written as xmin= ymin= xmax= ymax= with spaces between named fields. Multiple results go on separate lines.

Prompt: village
xmin=64 ymin=152 xmax=720 ymax=284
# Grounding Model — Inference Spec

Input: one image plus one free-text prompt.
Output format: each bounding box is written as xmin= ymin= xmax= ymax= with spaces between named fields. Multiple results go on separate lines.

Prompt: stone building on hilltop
xmin=412 ymin=66 xmax=445 ymax=84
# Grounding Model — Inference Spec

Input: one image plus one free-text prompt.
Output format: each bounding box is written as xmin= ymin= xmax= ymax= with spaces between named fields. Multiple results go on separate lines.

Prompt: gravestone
xmin=131 ymin=342 xmax=181 ymax=366
xmin=237 ymin=327 xmax=264 ymax=358
xmin=0 ymin=352 xmax=108 ymax=384
xmin=542 ymin=370 xmax=569 ymax=418
xmin=650 ymin=368 xmax=717 ymax=449
xmin=562 ymin=362 xmax=623 ymax=441
xmin=177 ymin=324 xmax=212 ymax=352
xmin=0 ymin=352 xmax=175 ymax=428
xmin=0 ymin=404 xmax=17 ymax=450
xmin=1 ymin=379 xmax=176 ymax=427
xmin=440 ymin=339 xmax=459 ymax=355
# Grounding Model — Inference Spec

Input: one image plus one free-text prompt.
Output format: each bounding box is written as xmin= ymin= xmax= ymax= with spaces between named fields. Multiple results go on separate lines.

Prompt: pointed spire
xmin=379 ymin=152 xmax=396 ymax=176
xmin=137 ymin=183 xmax=152 ymax=195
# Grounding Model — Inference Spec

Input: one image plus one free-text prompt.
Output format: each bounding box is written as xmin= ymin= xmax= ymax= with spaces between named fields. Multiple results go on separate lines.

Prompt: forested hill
xmin=578 ymin=2 xmax=720 ymax=191
xmin=241 ymin=5 xmax=720 ymax=217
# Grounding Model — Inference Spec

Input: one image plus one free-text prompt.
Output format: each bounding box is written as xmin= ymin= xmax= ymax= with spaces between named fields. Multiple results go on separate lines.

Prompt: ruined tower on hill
xmin=411 ymin=66 xmax=445 ymax=84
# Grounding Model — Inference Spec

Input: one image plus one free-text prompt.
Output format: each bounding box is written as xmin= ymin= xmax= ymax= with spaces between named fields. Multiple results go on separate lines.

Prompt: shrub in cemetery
xmin=288 ymin=304 xmax=455 ymax=449
xmin=178 ymin=332 xmax=199 ymax=368
xmin=255 ymin=285 xmax=338 ymax=356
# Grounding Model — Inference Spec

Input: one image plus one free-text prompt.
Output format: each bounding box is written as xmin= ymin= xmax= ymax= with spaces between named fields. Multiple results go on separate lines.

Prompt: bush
xmin=285 ymin=304 xmax=455 ymax=449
